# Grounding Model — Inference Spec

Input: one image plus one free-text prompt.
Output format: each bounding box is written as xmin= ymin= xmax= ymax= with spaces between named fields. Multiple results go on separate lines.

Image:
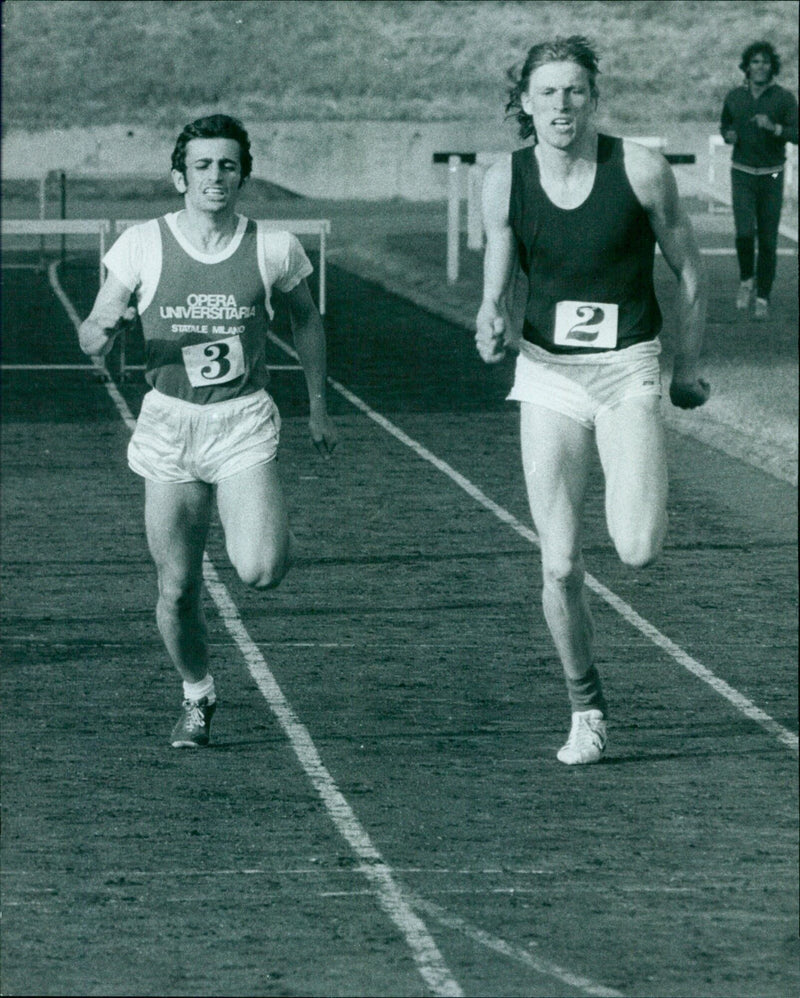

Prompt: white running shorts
xmin=128 ymin=388 xmax=281 ymax=484
xmin=507 ymin=339 xmax=662 ymax=429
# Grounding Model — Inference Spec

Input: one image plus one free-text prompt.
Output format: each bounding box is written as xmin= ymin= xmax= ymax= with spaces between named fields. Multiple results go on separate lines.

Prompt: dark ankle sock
xmin=565 ymin=664 xmax=607 ymax=715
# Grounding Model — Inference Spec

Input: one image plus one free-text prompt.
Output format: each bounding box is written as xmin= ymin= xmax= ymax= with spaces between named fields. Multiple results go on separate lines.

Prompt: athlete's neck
xmin=176 ymin=207 xmax=239 ymax=253
xmin=535 ymin=127 xmax=598 ymax=180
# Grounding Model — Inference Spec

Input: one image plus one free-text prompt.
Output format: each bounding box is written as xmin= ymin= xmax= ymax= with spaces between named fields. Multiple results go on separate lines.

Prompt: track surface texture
xmin=1 ymin=215 xmax=798 ymax=997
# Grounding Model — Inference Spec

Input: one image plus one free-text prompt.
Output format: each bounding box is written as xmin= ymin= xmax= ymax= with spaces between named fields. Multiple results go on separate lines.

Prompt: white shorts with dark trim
xmin=507 ymin=339 xmax=662 ymax=429
xmin=128 ymin=388 xmax=281 ymax=484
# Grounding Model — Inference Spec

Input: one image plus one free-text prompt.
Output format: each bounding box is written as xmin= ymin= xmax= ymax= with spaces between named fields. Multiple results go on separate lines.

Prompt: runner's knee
xmin=610 ymin=517 xmax=666 ymax=568
xmin=157 ymin=572 xmax=202 ymax=614
xmin=233 ymin=547 xmax=292 ymax=590
xmin=541 ymin=551 xmax=584 ymax=596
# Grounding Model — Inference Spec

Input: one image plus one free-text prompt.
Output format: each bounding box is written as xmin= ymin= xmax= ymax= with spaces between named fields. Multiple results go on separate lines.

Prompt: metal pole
xmin=99 ymin=225 xmax=106 ymax=287
xmin=708 ymin=135 xmax=716 ymax=213
xmin=319 ymin=224 xmax=327 ymax=316
xmin=38 ymin=172 xmax=48 ymax=270
xmin=467 ymin=164 xmax=484 ymax=251
xmin=60 ymin=171 xmax=67 ymax=264
xmin=447 ymin=155 xmax=460 ymax=284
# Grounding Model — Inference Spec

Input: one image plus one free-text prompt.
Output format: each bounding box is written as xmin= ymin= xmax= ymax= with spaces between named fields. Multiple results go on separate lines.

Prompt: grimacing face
xmin=172 ymin=137 xmax=244 ymax=213
xmin=521 ymin=60 xmax=597 ymax=149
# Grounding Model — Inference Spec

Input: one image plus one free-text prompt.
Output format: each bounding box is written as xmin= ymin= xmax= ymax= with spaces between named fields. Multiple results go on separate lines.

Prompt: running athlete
xmin=720 ymin=41 xmax=798 ymax=320
xmin=475 ymin=37 xmax=710 ymax=764
xmin=79 ymin=115 xmax=337 ymax=748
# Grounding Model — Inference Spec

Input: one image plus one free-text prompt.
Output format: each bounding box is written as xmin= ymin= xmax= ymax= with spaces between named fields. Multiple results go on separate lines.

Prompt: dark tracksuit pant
xmin=730 ymin=167 xmax=785 ymax=300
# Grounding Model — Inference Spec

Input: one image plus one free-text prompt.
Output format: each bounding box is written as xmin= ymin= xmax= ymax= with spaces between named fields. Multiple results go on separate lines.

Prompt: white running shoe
xmin=557 ymin=709 xmax=607 ymax=765
xmin=754 ymin=297 xmax=769 ymax=321
xmin=736 ymin=280 xmax=753 ymax=310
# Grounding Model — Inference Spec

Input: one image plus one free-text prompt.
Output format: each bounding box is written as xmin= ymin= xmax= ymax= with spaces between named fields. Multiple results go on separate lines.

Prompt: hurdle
xmin=1 ymin=218 xmax=113 ymax=378
xmin=33 ymin=180 xmax=331 ymax=313
xmin=113 ymin=217 xmax=330 ymax=315
xmin=707 ymin=135 xmax=731 ymax=213
xmin=1 ymin=217 xmax=111 ymax=285
xmin=439 ymin=137 xmax=678 ymax=282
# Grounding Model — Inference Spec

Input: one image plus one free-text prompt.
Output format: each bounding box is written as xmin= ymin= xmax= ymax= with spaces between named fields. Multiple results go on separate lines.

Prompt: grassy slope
xmin=2 ymin=0 xmax=797 ymax=132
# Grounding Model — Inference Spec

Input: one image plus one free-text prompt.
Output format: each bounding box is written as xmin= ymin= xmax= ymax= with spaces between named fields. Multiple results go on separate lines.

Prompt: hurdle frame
xmin=1 ymin=217 xmax=111 ymax=285
xmin=1 ymin=217 xmax=113 ymax=378
xmin=113 ymin=217 xmax=330 ymax=314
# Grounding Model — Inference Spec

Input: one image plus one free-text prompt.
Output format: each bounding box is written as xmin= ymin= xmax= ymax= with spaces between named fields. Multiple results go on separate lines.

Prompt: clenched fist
xmin=669 ymin=377 xmax=711 ymax=409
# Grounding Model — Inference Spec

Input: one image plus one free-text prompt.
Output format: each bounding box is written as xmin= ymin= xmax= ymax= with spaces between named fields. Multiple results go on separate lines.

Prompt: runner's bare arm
xmin=476 ymin=157 xmax=515 ymax=363
xmin=625 ymin=141 xmax=710 ymax=409
xmin=78 ymin=272 xmax=137 ymax=357
xmin=284 ymin=278 xmax=338 ymax=457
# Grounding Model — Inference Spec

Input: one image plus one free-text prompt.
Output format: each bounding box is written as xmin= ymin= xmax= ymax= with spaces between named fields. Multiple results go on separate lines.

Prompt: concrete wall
xmin=2 ymin=120 xmax=519 ymax=201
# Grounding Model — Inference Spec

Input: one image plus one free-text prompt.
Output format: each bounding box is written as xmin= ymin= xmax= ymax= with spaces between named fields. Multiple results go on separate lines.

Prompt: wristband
xmin=774 ymin=123 xmax=782 ymax=137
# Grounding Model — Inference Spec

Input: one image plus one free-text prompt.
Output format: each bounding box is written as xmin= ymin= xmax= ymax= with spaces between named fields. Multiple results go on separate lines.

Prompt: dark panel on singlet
xmin=509 ymin=134 xmax=662 ymax=354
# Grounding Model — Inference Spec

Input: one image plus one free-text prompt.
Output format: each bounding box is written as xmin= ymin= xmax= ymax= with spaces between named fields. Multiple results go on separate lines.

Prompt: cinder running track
xmin=1 ymin=235 xmax=797 ymax=996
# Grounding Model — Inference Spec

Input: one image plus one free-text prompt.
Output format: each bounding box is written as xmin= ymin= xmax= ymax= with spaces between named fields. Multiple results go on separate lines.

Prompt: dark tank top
xmin=139 ymin=217 xmax=270 ymax=403
xmin=509 ymin=134 xmax=662 ymax=354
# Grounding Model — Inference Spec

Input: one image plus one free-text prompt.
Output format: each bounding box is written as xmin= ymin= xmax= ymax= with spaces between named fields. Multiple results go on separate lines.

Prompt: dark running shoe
xmin=170 ymin=697 xmax=216 ymax=748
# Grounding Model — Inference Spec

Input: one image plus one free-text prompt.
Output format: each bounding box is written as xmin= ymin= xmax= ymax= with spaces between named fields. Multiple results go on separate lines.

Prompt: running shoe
xmin=736 ymin=280 xmax=753 ymax=310
xmin=170 ymin=697 xmax=216 ymax=748
xmin=557 ymin=709 xmax=607 ymax=765
xmin=754 ymin=297 xmax=769 ymax=320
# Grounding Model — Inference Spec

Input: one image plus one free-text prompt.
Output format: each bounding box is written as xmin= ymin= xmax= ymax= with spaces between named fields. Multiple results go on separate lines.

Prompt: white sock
xmin=183 ymin=674 xmax=216 ymax=704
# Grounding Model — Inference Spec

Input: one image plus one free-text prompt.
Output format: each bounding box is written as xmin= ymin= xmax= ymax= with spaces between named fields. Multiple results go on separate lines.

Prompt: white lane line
xmin=117 ymin=363 xmax=303 ymax=371
xmin=2 ymin=363 xmax=102 ymax=370
xmin=51 ymin=266 xmax=463 ymax=998
xmin=201 ymin=559 xmax=463 ymax=997
xmin=656 ymin=246 xmax=797 ymax=256
xmin=413 ymin=895 xmax=624 ymax=998
xmin=268 ymin=330 xmax=798 ymax=754
xmin=655 ymin=247 xmax=797 ymax=255
xmin=699 ymin=247 xmax=796 ymax=255
xmin=49 ymin=265 xmax=792 ymax=998
xmin=49 ymin=261 xmax=138 ymax=428
xmin=588 ymin=576 xmax=798 ymax=751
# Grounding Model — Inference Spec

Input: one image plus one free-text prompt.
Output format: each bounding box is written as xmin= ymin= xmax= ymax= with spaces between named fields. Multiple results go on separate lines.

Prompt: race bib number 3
xmin=554 ymin=300 xmax=619 ymax=349
xmin=182 ymin=336 xmax=245 ymax=387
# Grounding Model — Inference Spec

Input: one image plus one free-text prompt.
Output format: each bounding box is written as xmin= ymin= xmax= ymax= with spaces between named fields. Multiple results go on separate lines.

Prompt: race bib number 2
xmin=554 ymin=301 xmax=619 ymax=349
xmin=181 ymin=336 xmax=245 ymax=387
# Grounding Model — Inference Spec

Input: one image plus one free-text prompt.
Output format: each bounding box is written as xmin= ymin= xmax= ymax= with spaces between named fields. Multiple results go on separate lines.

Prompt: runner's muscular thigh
xmin=595 ymin=396 xmax=668 ymax=567
xmin=216 ymin=461 xmax=291 ymax=587
xmin=145 ymin=479 xmax=213 ymax=586
xmin=521 ymin=403 xmax=594 ymax=572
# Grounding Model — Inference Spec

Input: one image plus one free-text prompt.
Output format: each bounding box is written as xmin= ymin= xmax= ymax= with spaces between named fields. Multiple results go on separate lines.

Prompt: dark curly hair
xmin=506 ymin=36 xmax=600 ymax=141
xmin=171 ymin=114 xmax=253 ymax=185
xmin=739 ymin=40 xmax=781 ymax=78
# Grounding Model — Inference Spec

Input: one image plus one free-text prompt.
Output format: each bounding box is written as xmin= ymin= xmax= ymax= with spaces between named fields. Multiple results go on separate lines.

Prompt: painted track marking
xmin=267 ymin=328 xmax=798 ymax=754
xmin=411 ymin=895 xmax=623 ymax=998
xmin=46 ymin=260 xmax=792 ymax=998
xmin=49 ymin=263 xmax=463 ymax=998
xmin=201 ymin=558 xmax=464 ymax=997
